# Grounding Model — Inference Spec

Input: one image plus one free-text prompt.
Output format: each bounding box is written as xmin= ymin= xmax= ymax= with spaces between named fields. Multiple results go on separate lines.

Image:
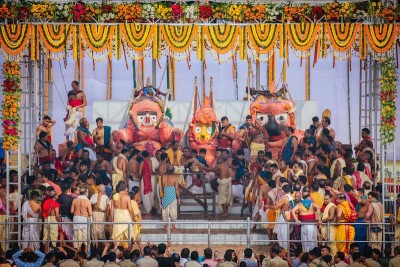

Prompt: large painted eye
xmin=150 ymin=115 xmax=157 ymax=123
xmin=137 ymin=115 xmax=145 ymax=123
xmin=256 ymin=113 xmax=268 ymax=125
xmin=275 ymin=113 xmax=288 ymax=125
xmin=206 ymin=126 xmax=212 ymax=134
xmin=195 ymin=126 xmax=201 ymax=133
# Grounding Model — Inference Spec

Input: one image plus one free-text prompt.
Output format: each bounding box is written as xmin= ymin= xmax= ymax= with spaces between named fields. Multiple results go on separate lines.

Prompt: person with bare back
xmin=159 ymin=153 xmax=181 ymax=231
xmin=292 ymin=190 xmax=321 ymax=252
xmin=112 ymin=181 xmax=137 ymax=248
xmin=204 ymin=149 xmax=233 ymax=217
xmin=267 ymin=184 xmax=293 ymax=250
xmin=70 ymin=187 xmax=92 ymax=253
xmin=65 ymin=80 xmax=87 ymax=140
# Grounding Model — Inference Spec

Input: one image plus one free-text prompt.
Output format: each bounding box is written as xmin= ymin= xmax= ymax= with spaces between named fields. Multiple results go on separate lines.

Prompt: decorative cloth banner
xmin=0 ymin=23 xmax=399 ymax=61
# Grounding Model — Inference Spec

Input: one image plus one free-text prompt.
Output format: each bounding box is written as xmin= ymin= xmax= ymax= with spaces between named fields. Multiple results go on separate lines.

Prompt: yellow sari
xmin=336 ymin=201 xmax=355 ymax=254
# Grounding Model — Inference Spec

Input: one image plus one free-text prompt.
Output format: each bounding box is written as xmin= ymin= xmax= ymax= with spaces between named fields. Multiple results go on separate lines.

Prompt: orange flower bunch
xmin=338 ymin=2 xmax=354 ymax=20
xmin=323 ymin=2 xmax=340 ymax=21
xmin=0 ymin=4 xmax=9 ymax=18
xmin=212 ymin=5 xmax=226 ymax=19
xmin=85 ymin=4 xmax=99 ymax=21
xmin=3 ymin=61 xmax=19 ymax=77
xmin=382 ymin=6 xmax=397 ymax=22
xmin=243 ymin=4 xmax=266 ymax=21
xmin=284 ymin=4 xmax=310 ymax=22
xmin=116 ymin=3 xmax=142 ymax=21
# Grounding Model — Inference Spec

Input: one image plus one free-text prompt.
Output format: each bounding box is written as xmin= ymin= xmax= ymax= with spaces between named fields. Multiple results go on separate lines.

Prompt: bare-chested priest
xmin=204 ymin=149 xmax=233 ymax=217
xmin=71 ymin=187 xmax=92 ymax=253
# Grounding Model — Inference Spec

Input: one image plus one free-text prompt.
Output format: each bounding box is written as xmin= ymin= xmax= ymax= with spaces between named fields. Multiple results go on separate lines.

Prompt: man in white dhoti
xmin=267 ymin=184 xmax=292 ymax=250
xmin=71 ymin=187 xmax=92 ymax=253
xmin=21 ymin=191 xmax=41 ymax=250
xmin=112 ymin=181 xmax=137 ymax=248
xmin=90 ymin=184 xmax=109 ymax=248
xmin=292 ymin=190 xmax=321 ymax=252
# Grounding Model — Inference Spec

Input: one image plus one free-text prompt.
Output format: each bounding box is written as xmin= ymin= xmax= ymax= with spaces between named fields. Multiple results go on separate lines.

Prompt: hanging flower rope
xmin=380 ymin=57 xmax=397 ymax=144
xmin=1 ymin=61 xmax=21 ymax=151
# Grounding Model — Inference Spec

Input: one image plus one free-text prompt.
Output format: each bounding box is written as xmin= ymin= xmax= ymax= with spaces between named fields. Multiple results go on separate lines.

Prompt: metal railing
xmin=0 ymin=218 xmax=397 ymax=250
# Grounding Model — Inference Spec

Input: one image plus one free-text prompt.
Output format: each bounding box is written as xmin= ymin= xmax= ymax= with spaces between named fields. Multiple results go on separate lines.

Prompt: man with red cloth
xmin=64 ymin=80 xmax=87 ymax=140
xmin=140 ymin=151 xmax=156 ymax=217
xmin=354 ymin=128 xmax=373 ymax=157
xmin=34 ymin=131 xmax=53 ymax=166
xmin=75 ymin=118 xmax=96 ymax=161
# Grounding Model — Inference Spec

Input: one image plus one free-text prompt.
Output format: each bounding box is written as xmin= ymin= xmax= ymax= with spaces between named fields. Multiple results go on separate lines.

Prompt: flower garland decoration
xmin=1 ymin=61 xmax=21 ymax=151
xmin=199 ymin=5 xmax=212 ymax=20
xmin=380 ymin=57 xmax=397 ymax=144
xmin=0 ymin=1 xmax=395 ymax=23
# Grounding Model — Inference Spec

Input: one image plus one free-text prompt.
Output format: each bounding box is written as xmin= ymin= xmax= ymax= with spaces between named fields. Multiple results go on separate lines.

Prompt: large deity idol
xmin=112 ymin=79 xmax=183 ymax=154
xmin=249 ymin=85 xmax=303 ymax=159
xmin=186 ymin=78 xmax=219 ymax=166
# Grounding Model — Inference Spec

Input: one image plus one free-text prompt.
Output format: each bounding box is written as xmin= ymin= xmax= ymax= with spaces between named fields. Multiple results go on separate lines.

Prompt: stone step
xmin=138 ymin=229 xmax=269 ymax=245
xmin=141 ymin=219 xmax=253 ymax=230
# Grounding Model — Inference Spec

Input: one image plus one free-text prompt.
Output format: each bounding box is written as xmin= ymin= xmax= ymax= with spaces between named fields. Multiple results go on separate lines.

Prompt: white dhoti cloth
xmin=91 ymin=211 xmax=105 ymax=241
xmin=301 ymin=222 xmax=318 ymax=252
xmin=141 ymin=175 xmax=157 ymax=213
xmin=273 ymin=212 xmax=290 ymax=250
xmin=162 ymin=199 xmax=178 ymax=222
xmin=217 ymin=177 xmax=233 ymax=207
xmin=73 ymin=216 xmax=89 ymax=249
xmin=43 ymin=216 xmax=58 ymax=247
xmin=21 ymin=201 xmax=40 ymax=250
xmin=64 ymin=107 xmax=82 ymax=138
xmin=21 ymin=217 xmax=40 ymax=250
xmin=60 ymin=217 xmax=73 ymax=240
xmin=112 ymin=209 xmax=136 ymax=246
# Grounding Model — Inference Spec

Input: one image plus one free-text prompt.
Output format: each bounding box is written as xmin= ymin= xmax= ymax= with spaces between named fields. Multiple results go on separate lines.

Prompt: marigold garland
xmin=1 ymin=61 xmax=21 ymax=151
xmin=380 ymin=57 xmax=397 ymax=144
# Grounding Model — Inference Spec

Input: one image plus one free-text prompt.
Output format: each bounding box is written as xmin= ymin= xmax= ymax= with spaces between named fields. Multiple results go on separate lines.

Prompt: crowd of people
xmin=0 ymin=80 xmax=397 ymax=266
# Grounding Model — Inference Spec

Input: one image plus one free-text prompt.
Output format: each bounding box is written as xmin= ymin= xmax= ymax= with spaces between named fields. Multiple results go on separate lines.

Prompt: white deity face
xmin=137 ymin=111 xmax=157 ymax=127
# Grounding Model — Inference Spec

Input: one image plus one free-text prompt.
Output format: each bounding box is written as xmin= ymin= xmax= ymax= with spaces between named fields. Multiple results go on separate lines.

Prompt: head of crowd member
xmin=293 ymin=191 xmax=301 ymax=204
xmin=170 ymin=141 xmax=179 ymax=151
xmin=308 ymin=247 xmax=321 ymax=261
xmin=245 ymin=115 xmax=253 ymax=127
xmin=336 ymin=193 xmax=346 ymax=204
xmin=279 ymin=160 xmax=287 ymax=172
xmin=321 ymin=246 xmax=331 ymax=257
xmin=79 ymin=187 xmax=88 ymax=197
xmin=334 ymin=252 xmax=345 ymax=264
xmin=302 ymin=189 xmax=310 ymax=200
xmin=47 ymin=188 xmax=57 ymax=199
xmin=203 ymin=248 xmax=212 ymax=260
xmin=191 ymin=149 xmax=198 ymax=158
xmin=198 ymin=148 xmax=207 ymax=160
xmin=352 ymin=252 xmax=364 ymax=263
xmin=122 ymin=250 xmax=132 ymax=262
xmin=141 ymin=151 xmax=149 ymax=160
xmin=38 ymin=131 xmax=48 ymax=142
xmin=310 ymin=182 xmax=319 ymax=193
xmin=181 ymin=248 xmax=190 ymax=261
xmin=81 ymin=150 xmax=90 ymax=161
xmin=95 ymin=117 xmax=103 ymax=129
xmin=79 ymin=117 xmax=89 ymax=128
xmin=300 ymin=252 xmax=309 ymax=264
xmin=349 ymin=243 xmax=360 ymax=255
xmin=42 ymin=115 xmax=52 ymax=127
xmin=79 ymin=161 xmax=89 ymax=174
xmin=361 ymin=127 xmax=370 ymax=139
xmin=257 ymin=150 xmax=265 ymax=162
xmin=269 ymin=246 xmax=279 ymax=259
xmin=223 ymin=250 xmax=233 ymax=262
xmin=190 ymin=251 xmax=199 ymax=262
xmin=157 ymin=243 xmax=168 ymax=256
xmin=121 ymin=148 xmax=130 ymax=158
xmin=220 ymin=117 xmax=230 ymax=128
xmin=143 ymin=246 xmax=152 ymax=257
xmin=394 ymin=246 xmax=400 ymax=256
xmin=182 ymin=147 xmax=191 ymax=158
xmin=221 ymin=149 xmax=230 ymax=160
xmin=270 ymin=163 xmax=278 ymax=175
xmin=371 ymin=248 xmax=381 ymax=261
xmin=321 ymin=117 xmax=331 ymax=129
xmin=172 ymin=253 xmax=180 ymax=264
xmin=277 ymin=246 xmax=286 ymax=260
xmin=116 ymin=181 xmax=127 ymax=193
xmin=236 ymin=149 xmax=245 ymax=161
xmin=267 ymin=180 xmax=276 ymax=191
xmin=298 ymin=176 xmax=307 ymax=187
xmin=312 ymin=116 xmax=319 ymax=127
xmin=243 ymin=248 xmax=252 ymax=259
xmin=87 ymin=174 xmax=96 ymax=186
xmin=324 ymin=193 xmax=333 ymax=206
xmin=367 ymin=191 xmax=378 ymax=203
xmin=285 ymin=126 xmax=294 ymax=137
xmin=71 ymin=80 xmax=79 ymax=91
xmin=363 ymin=181 xmax=371 ymax=192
